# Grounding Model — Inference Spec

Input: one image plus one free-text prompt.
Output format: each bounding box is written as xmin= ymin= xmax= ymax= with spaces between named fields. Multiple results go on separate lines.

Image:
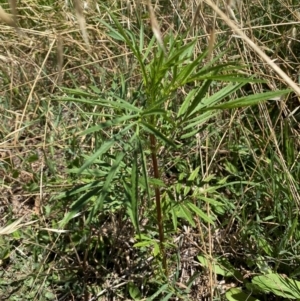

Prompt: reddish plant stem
xmin=149 ymin=133 xmax=167 ymax=273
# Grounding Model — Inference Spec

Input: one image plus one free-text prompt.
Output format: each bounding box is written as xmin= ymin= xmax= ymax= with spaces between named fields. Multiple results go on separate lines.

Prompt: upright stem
xmin=149 ymin=133 xmax=167 ymax=273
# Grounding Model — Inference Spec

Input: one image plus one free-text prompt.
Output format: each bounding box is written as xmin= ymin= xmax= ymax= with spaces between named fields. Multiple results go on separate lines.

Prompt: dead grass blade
xmin=73 ymin=0 xmax=90 ymax=48
xmin=204 ymin=0 xmax=300 ymax=97
xmin=207 ymin=26 xmax=215 ymax=59
xmin=0 ymin=217 xmax=37 ymax=235
xmin=57 ymin=34 xmax=64 ymax=84
xmin=147 ymin=0 xmax=166 ymax=54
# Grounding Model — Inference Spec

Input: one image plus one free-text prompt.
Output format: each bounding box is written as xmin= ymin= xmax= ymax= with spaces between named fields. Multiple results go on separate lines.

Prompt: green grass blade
xmin=147 ymin=284 xmax=169 ymax=301
xmin=81 ymin=116 xmax=138 ymax=135
xmin=186 ymin=82 xmax=246 ymax=118
xmin=184 ymin=80 xmax=212 ymax=118
xmin=206 ymin=89 xmax=291 ymax=110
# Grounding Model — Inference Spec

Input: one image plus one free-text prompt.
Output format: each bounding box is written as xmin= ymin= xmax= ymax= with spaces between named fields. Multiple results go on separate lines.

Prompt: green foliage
xmin=251 ymin=273 xmax=300 ymax=299
xmin=1 ymin=0 xmax=299 ymax=300
xmin=226 ymin=288 xmax=260 ymax=301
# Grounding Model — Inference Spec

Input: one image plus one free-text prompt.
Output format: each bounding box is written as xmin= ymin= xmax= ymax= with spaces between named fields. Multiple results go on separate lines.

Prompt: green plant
xmin=1 ymin=0 xmax=299 ymax=299
xmin=57 ymin=6 xmax=290 ymax=279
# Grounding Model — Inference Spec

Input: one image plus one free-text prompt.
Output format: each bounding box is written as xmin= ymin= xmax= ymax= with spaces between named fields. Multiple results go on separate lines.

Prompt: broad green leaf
xmin=107 ymin=30 xmax=125 ymax=41
xmin=153 ymin=242 xmax=160 ymax=257
xmin=139 ymin=22 xmax=144 ymax=53
xmin=252 ymin=273 xmax=300 ymax=299
xmin=177 ymin=88 xmax=198 ymax=117
xmin=186 ymin=202 xmax=214 ymax=224
xmin=176 ymin=203 xmax=195 ymax=227
xmin=175 ymin=54 xmax=205 ymax=86
xmin=142 ymin=34 xmax=156 ymax=62
xmin=128 ymin=282 xmax=142 ymax=300
xmin=170 ymin=204 xmax=178 ymax=230
xmin=45 ymin=291 xmax=56 ymax=300
xmin=59 ymin=97 xmax=102 ymax=106
xmin=187 ymin=166 xmax=200 ymax=181
xmin=184 ymin=80 xmax=212 ymax=118
xmin=197 ymin=255 xmax=233 ymax=277
xmin=99 ymin=17 xmax=135 ymax=56
xmin=256 ymin=238 xmax=273 ymax=257
xmin=225 ymin=288 xmax=260 ymax=301
xmin=67 ymin=168 xmax=107 ymax=177
xmin=147 ymin=178 xmax=166 ymax=187
xmin=187 ymin=82 xmax=245 ymax=118
xmin=166 ymin=39 xmax=197 ymax=68
xmin=184 ymin=185 xmax=191 ymax=196
xmin=134 ymin=241 xmax=153 ymax=248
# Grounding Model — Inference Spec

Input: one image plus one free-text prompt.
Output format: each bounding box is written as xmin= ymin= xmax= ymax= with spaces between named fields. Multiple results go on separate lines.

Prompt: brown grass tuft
xmin=8 ymin=0 xmax=17 ymax=26
xmin=0 ymin=6 xmax=15 ymax=27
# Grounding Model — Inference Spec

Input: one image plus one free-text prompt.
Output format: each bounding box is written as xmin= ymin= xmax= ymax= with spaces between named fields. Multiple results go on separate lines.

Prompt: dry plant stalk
xmin=57 ymin=34 xmax=64 ymax=85
xmin=204 ymin=0 xmax=300 ymax=98
xmin=73 ymin=0 xmax=90 ymax=48
xmin=8 ymin=0 xmax=17 ymax=26
xmin=207 ymin=26 xmax=215 ymax=59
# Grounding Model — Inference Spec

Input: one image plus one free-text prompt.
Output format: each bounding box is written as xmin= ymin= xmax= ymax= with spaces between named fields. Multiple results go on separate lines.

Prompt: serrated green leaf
xmin=225 ymin=288 xmax=260 ymax=301
xmin=252 ymin=273 xmax=300 ymax=299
